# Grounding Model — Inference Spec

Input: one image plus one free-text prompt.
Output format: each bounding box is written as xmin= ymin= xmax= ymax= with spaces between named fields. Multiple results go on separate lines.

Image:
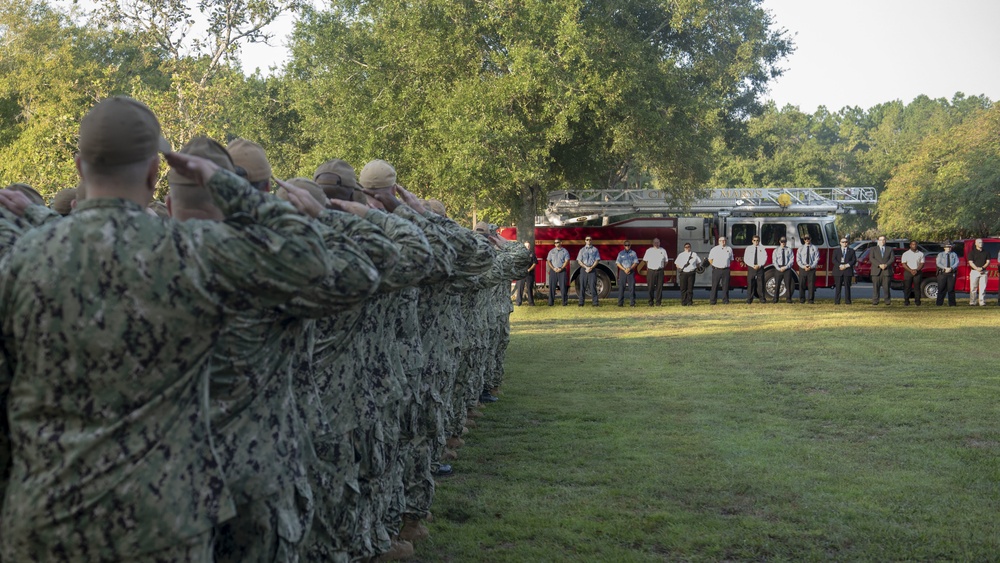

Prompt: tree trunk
xmin=516 ymin=183 xmax=538 ymax=250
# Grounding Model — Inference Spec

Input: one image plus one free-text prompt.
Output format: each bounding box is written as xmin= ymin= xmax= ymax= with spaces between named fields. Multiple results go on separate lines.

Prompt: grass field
xmin=416 ymin=302 xmax=1000 ymax=562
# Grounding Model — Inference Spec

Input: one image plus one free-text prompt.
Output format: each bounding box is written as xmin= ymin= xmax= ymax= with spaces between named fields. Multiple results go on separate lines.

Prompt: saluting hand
xmin=164 ymin=152 xmax=219 ymax=187
xmin=273 ymin=178 xmax=325 ymax=218
xmin=0 ymin=189 xmax=35 ymax=217
xmin=328 ymin=199 xmax=372 ymax=218
xmin=395 ymin=185 xmax=427 ymax=214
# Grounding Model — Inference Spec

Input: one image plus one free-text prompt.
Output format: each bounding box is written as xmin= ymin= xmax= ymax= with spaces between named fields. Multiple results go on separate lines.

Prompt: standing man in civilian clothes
xmin=796 ymin=235 xmax=819 ymax=304
xmin=615 ymin=240 xmax=639 ymax=307
xmin=547 ymin=239 xmax=570 ymax=306
xmin=576 ymin=235 xmax=601 ymax=306
xmin=771 ymin=237 xmax=794 ymax=303
xmin=743 ymin=235 xmax=768 ymax=304
xmin=936 ymin=241 xmax=959 ymax=306
xmin=869 ymin=235 xmax=894 ymax=306
xmin=514 ymin=241 xmax=535 ymax=306
xmin=967 ymin=238 xmax=989 ymax=306
xmin=675 ymin=242 xmax=701 ymax=306
xmin=708 ymin=236 xmax=734 ymax=305
xmin=642 ymin=238 xmax=669 ymax=306
xmin=831 ymin=237 xmax=857 ymax=305
xmin=900 ymin=240 xmax=925 ymax=306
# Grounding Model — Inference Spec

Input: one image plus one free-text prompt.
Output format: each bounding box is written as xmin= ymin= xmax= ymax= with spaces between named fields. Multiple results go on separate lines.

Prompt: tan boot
xmin=442 ymin=448 xmax=458 ymax=461
xmin=490 ymin=387 xmax=501 ymax=396
xmin=375 ymin=538 xmax=414 ymax=562
xmin=465 ymin=419 xmax=477 ymax=429
xmin=398 ymin=515 xmax=430 ymax=543
xmin=446 ymin=436 xmax=465 ymax=449
xmin=425 ymin=512 xmax=434 ymax=523
xmin=461 ymin=426 xmax=470 ymax=436
xmin=466 ymin=408 xmax=484 ymax=419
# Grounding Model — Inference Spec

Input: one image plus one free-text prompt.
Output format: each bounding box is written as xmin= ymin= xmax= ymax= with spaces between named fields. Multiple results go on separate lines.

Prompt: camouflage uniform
xmin=298 ymin=209 xmax=401 ymax=563
xmin=447 ymin=240 xmax=533 ymax=438
xmin=211 ymin=215 xmax=381 ymax=563
xmin=0 ymin=170 xmax=330 ymax=562
xmin=0 ymin=204 xmax=62 ymax=502
xmin=407 ymin=216 xmax=494 ymax=519
xmin=303 ymin=206 xmax=431 ymax=561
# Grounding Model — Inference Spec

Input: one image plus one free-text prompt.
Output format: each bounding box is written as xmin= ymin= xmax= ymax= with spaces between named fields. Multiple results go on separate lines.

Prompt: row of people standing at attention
xmin=516 ymin=235 xmax=996 ymax=307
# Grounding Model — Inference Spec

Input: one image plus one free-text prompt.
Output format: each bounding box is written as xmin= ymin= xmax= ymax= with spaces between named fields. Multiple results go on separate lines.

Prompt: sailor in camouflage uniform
xmin=403 ymin=199 xmax=495 ymax=542
xmin=446 ymin=230 xmax=533 ymax=445
xmin=0 ymin=97 xmax=332 ymax=562
xmin=165 ymin=141 xmax=381 ymax=563
xmin=354 ymin=160 xmax=460 ymax=561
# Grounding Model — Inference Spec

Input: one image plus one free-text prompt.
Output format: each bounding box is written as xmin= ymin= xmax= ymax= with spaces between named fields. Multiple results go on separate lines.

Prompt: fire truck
xmin=498 ymin=187 xmax=878 ymax=300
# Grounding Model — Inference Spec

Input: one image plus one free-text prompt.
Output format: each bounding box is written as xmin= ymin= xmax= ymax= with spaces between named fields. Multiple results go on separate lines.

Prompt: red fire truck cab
xmin=498 ymin=188 xmax=877 ymax=300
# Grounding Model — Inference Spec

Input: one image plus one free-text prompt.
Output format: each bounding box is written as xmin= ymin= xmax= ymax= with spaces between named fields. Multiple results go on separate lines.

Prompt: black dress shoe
xmin=433 ymin=465 xmax=454 ymax=478
xmin=479 ymin=393 xmax=499 ymax=403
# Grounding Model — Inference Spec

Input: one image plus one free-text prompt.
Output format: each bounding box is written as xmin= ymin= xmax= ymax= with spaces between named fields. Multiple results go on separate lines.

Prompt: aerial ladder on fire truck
xmin=543 ymin=187 xmax=878 ymax=225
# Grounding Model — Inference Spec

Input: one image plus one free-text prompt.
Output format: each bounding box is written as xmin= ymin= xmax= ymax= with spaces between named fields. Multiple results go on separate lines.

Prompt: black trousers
xmin=903 ymin=271 xmax=922 ymax=304
xmin=514 ymin=274 xmax=534 ymax=305
xmin=548 ymin=270 xmax=568 ymax=305
xmin=872 ymin=269 xmax=892 ymax=304
xmin=678 ymin=270 xmax=696 ymax=305
xmin=647 ymin=269 xmax=664 ymax=305
xmin=710 ymin=267 xmax=730 ymax=304
xmin=579 ymin=269 xmax=598 ymax=305
xmin=617 ymin=271 xmax=636 ymax=305
xmin=799 ymin=268 xmax=816 ymax=303
xmin=774 ymin=268 xmax=793 ymax=303
xmin=936 ymin=272 xmax=956 ymax=306
xmin=833 ymin=270 xmax=852 ymax=304
xmin=746 ymin=267 xmax=765 ymax=303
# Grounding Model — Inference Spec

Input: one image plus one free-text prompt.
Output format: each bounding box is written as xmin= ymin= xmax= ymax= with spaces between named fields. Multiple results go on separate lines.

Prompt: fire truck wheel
xmin=764 ymin=270 xmax=797 ymax=301
xmin=920 ymin=278 xmax=939 ymax=301
xmin=595 ymin=270 xmax=612 ymax=299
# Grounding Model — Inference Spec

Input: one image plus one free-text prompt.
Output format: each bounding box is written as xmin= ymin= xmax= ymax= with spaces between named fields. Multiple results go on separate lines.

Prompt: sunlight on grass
xmin=418 ymin=304 xmax=1000 ymax=562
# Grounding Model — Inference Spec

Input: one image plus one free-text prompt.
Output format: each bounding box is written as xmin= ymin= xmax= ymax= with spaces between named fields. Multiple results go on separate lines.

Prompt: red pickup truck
xmin=856 ymin=238 xmax=1000 ymax=301
xmin=855 ymin=247 xmax=940 ymax=299
xmin=953 ymin=238 xmax=1000 ymax=296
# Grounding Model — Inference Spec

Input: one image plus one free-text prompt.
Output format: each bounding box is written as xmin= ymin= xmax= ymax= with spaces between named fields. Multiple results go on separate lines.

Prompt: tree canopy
xmin=286 ymin=0 xmax=792 ymax=232
xmin=1 ymin=0 xmax=997 ymax=241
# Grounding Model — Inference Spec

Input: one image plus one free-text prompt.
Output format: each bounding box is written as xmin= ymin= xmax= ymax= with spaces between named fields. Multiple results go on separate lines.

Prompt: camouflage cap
xmin=227 ymin=138 xmax=272 ymax=183
xmin=474 ymin=221 xmax=490 ymax=233
xmin=167 ymin=136 xmax=235 ymax=187
xmin=50 ymin=187 xmax=78 ymax=216
xmin=78 ymin=96 xmax=171 ymax=168
xmin=5 ymin=183 xmax=45 ymax=206
xmin=278 ymin=177 xmax=328 ymax=207
xmin=358 ymin=159 xmax=396 ymax=190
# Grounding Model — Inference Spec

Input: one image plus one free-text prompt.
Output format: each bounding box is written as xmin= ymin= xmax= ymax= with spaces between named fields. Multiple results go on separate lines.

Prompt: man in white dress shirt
xmin=708 ymin=236 xmax=734 ymax=305
xmin=642 ymin=238 xmax=669 ymax=306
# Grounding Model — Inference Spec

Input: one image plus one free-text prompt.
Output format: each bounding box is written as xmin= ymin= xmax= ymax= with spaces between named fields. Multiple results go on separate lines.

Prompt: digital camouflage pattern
xmin=447 ymin=239 xmax=533 ymax=439
xmin=299 ymin=208 xmax=401 ymax=563
xmin=0 ymin=204 xmax=63 ymax=504
xmin=304 ymin=206 xmax=432 ymax=561
xmin=407 ymin=214 xmax=495 ymax=517
xmin=0 ymin=169 xmax=330 ymax=561
xmin=211 ymin=213 xmax=381 ymax=563
xmin=389 ymin=208 xmax=459 ymax=531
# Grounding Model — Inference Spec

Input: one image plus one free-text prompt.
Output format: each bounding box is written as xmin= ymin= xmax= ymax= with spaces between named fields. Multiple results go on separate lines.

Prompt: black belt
xmin=714 ymin=266 xmax=730 ymax=270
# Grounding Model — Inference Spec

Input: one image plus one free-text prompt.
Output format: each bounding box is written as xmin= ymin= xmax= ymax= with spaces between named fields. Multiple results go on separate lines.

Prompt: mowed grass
xmin=416 ymin=301 xmax=1000 ymax=562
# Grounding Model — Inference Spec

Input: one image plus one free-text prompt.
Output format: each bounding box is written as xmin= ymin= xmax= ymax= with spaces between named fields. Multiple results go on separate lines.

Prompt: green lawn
xmin=416 ymin=303 xmax=1000 ymax=562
